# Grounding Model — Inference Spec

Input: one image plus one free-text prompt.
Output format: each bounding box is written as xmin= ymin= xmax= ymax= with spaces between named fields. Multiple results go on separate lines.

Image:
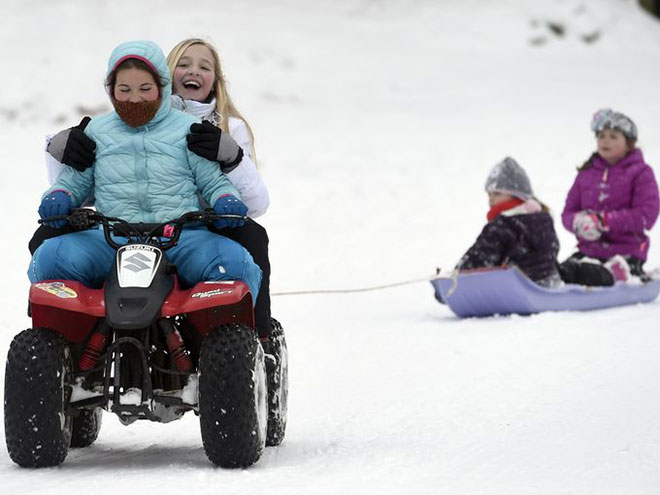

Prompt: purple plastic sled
xmin=430 ymin=267 xmax=660 ymax=318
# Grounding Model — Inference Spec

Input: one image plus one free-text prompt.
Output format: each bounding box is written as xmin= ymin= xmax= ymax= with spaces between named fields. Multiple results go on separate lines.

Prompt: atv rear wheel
xmin=70 ymin=407 xmax=103 ymax=448
xmin=199 ymin=324 xmax=267 ymax=468
xmin=263 ymin=318 xmax=288 ymax=446
xmin=4 ymin=328 xmax=73 ymax=467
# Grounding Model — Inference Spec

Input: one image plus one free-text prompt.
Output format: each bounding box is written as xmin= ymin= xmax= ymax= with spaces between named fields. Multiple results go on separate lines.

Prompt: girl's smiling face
xmin=173 ymin=44 xmax=215 ymax=102
xmin=597 ymin=128 xmax=629 ymax=165
xmin=113 ymin=67 xmax=159 ymax=102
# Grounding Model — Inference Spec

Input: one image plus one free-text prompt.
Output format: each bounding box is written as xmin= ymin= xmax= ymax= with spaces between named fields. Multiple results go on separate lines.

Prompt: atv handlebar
xmin=39 ymin=209 xmax=247 ymax=251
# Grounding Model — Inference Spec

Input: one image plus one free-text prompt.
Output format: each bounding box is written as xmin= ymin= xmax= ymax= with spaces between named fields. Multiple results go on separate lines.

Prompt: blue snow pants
xmin=28 ymin=227 xmax=262 ymax=305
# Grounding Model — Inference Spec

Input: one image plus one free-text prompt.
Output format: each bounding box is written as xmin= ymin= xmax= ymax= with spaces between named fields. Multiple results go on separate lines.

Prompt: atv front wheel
xmin=4 ymin=328 xmax=73 ymax=467
xmin=199 ymin=324 xmax=267 ymax=468
xmin=263 ymin=318 xmax=288 ymax=446
xmin=70 ymin=407 xmax=103 ymax=448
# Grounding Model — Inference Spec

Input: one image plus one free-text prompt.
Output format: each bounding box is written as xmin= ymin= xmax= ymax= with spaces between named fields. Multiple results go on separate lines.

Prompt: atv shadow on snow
xmin=60 ymin=435 xmax=290 ymax=470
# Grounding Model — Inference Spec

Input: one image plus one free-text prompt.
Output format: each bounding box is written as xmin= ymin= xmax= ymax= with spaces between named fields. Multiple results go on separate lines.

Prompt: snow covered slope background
xmin=1 ymin=0 xmax=660 ymax=493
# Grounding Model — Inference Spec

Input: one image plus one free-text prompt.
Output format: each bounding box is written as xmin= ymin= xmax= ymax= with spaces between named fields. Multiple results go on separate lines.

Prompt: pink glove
xmin=572 ymin=211 xmax=603 ymax=241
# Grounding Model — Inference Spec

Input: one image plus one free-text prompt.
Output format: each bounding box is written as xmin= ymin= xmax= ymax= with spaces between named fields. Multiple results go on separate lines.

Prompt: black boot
xmin=559 ymin=253 xmax=614 ymax=286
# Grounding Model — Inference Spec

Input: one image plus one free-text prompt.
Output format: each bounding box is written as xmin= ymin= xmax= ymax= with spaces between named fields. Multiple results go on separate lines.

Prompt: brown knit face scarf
xmin=113 ymin=99 xmax=161 ymax=127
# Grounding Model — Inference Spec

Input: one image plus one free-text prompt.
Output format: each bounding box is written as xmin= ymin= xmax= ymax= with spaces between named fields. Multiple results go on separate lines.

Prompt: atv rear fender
xmin=29 ymin=279 xmax=254 ymax=341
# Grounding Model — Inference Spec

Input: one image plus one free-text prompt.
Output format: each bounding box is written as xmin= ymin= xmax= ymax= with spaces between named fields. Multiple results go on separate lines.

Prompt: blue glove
xmin=38 ymin=191 xmax=72 ymax=228
xmin=213 ymin=194 xmax=247 ymax=229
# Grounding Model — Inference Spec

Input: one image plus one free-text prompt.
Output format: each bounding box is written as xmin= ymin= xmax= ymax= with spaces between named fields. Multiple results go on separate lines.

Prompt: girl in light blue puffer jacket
xmin=29 ymin=40 xmax=262 ymax=300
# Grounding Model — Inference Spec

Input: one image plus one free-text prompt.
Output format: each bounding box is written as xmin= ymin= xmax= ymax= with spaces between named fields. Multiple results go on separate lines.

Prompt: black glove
xmin=47 ymin=116 xmax=97 ymax=172
xmin=187 ymin=121 xmax=244 ymax=173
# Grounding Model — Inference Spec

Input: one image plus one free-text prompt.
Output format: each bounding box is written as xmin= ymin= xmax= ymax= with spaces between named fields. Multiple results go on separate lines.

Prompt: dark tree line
xmin=640 ymin=0 xmax=660 ymax=17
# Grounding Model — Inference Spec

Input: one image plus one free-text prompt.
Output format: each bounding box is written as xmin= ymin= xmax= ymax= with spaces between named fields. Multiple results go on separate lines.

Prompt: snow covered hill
xmin=1 ymin=0 xmax=660 ymax=493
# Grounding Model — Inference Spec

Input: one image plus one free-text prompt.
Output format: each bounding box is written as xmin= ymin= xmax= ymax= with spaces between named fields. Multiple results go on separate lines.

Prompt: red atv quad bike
xmin=4 ymin=209 xmax=288 ymax=468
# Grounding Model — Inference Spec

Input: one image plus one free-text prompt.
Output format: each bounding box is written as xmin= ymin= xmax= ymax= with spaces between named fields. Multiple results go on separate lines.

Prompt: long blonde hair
xmin=167 ymin=38 xmax=257 ymax=161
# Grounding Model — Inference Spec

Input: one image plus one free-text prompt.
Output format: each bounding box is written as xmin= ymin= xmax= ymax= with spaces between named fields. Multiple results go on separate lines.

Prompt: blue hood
xmin=106 ymin=40 xmax=172 ymax=126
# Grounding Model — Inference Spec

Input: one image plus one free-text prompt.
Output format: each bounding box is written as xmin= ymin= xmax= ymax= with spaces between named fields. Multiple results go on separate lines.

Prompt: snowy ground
xmin=1 ymin=0 xmax=660 ymax=493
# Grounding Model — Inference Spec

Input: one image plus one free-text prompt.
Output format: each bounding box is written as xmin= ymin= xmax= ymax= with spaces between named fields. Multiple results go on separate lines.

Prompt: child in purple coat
xmin=560 ymin=109 xmax=660 ymax=286
xmin=457 ymin=157 xmax=561 ymax=288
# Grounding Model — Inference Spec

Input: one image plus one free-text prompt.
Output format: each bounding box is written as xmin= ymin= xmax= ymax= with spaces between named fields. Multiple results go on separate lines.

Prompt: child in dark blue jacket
xmin=457 ymin=157 xmax=561 ymax=287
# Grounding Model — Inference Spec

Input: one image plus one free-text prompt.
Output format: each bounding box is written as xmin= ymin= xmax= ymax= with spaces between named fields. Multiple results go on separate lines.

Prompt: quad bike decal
xmin=34 ymin=281 xmax=78 ymax=299
xmin=191 ymin=288 xmax=233 ymax=298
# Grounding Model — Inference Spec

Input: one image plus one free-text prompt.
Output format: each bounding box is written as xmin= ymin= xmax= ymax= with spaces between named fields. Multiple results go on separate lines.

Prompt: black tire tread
xmin=264 ymin=318 xmax=288 ymax=446
xmin=198 ymin=323 xmax=266 ymax=468
xmin=4 ymin=328 xmax=73 ymax=467
xmin=70 ymin=407 xmax=103 ymax=448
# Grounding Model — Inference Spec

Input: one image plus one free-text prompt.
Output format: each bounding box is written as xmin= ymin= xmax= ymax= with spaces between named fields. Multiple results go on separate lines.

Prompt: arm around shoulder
xmin=46 ymin=117 xmax=96 ymax=173
xmin=227 ymin=118 xmax=270 ymax=217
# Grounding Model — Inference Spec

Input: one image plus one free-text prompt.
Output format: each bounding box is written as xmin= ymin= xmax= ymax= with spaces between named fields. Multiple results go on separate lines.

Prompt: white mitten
xmin=573 ymin=211 xmax=602 ymax=241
